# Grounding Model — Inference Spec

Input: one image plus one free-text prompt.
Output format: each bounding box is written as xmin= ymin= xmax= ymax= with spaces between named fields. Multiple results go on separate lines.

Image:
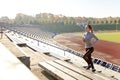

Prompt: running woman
xmin=82 ymin=24 xmax=99 ymax=72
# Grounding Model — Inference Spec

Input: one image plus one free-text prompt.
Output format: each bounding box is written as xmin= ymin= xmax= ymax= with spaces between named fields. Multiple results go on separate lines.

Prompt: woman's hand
xmin=91 ymin=38 xmax=98 ymax=45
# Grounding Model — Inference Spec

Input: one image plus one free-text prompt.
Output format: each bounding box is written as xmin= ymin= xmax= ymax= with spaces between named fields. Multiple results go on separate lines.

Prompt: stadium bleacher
xmin=5 ymin=25 xmax=120 ymax=79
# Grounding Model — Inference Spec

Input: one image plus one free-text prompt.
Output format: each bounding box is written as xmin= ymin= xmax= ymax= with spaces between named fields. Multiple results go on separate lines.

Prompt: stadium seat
xmin=74 ymin=52 xmax=79 ymax=56
xmin=93 ymin=58 xmax=98 ymax=63
xmin=96 ymin=59 xmax=102 ymax=64
xmin=101 ymin=61 xmax=107 ymax=67
xmin=118 ymin=67 xmax=120 ymax=73
xmin=111 ymin=65 xmax=119 ymax=71
xmin=105 ymin=63 xmax=112 ymax=69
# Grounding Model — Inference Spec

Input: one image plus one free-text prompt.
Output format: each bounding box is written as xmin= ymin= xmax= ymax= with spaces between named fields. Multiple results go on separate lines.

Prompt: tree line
xmin=1 ymin=13 xmax=120 ymax=25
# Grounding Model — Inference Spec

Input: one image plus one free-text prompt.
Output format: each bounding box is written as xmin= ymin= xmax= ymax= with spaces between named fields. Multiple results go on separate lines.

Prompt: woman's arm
xmin=91 ymin=34 xmax=99 ymax=45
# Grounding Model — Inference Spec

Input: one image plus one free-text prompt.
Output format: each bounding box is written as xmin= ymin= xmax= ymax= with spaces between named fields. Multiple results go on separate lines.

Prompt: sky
xmin=0 ymin=0 xmax=120 ymax=18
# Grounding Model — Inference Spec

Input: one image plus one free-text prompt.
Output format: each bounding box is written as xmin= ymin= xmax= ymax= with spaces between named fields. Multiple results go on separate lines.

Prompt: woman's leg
xmin=88 ymin=47 xmax=94 ymax=69
xmin=83 ymin=47 xmax=94 ymax=69
xmin=83 ymin=48 xmax=90 ymax=65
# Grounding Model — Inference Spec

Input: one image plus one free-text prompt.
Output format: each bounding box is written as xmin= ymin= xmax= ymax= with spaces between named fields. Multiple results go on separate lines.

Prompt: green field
xmin=96 ymin=32 xmax=120 ymax=43
xmin=74 ymin=32 xmax=120 ymax=43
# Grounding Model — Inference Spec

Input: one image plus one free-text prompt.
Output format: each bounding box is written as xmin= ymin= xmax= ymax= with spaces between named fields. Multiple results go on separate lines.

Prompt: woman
xmin=82 ymin=24 xmax=98 ymax=72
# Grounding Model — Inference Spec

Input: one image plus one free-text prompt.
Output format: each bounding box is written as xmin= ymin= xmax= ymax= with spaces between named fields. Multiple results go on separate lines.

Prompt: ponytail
xmin=91 ymin=28 xmax=93 ymax=33
xmin=87 ymin=25 xmax=93 ymax=33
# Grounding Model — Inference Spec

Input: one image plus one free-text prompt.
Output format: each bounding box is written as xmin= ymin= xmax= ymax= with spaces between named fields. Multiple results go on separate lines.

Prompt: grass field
xmin=74 ymin=32 xmax=120 ymax=43
xmin=96 ymin=32 xmax=120 ymax=43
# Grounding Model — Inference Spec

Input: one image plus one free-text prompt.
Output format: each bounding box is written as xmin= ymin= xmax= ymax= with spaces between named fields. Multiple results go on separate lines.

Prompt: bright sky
xmin=0 ymin=0 xmax=120 ymax=18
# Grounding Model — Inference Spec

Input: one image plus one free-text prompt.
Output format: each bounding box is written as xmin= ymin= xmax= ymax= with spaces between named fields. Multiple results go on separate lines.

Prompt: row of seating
xmin=11 ymin=26 xmax=55 ymax=40
xmin=7 ymin=27 xmax=65 ymax=49
xmin=16 ymin=31 xmax=70 ymax=61
xmin=6 ymin=27 xmax=63 ymax=49
xmin=66 ymin=49 xmax=83 ymax=57
xmin=5 ymin=33 xmax=26 ymax=46
xmin=6 ymin=30 xmax=70 ymax=61
xmin=92 ymin=58 xmax=120 ymax=72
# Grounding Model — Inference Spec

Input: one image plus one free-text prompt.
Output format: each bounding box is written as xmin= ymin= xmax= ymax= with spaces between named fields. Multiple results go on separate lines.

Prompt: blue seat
xmin=77 ymin=53 xmax=80 ymax=56
xmin=101 ymin=61 xmax=107 ymax=67
xmin=74 ymin=52 xmax=78 ymax=56
xmin=111 ymin=65 xmax=119 ymax=71
xmin=80 ymin=54 xmax=83 ymax=57
xmin=105 ymin=63 xmax=112 ymax=69
xmin=72 ymin=51 xmax=75 ymax=54
xmin=118 ymin=67 xmax=120 ymax=73
xmin=93 ymin=58 xmax=98 ymax=63
xmin=96 ymin=59 xmax=102 ymax=64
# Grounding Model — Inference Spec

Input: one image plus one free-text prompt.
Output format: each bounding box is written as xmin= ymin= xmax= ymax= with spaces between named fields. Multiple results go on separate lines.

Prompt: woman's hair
xmin=87 ymin=24 xmax=93 ymax=33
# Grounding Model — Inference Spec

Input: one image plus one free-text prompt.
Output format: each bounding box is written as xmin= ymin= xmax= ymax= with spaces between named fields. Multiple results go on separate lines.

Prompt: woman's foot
xmin=83 ymin=66 xmax=88 ymax=68
xmin=92 ymin=69 xmax=96 ymax=72
xmin=86 ymin=64 xmax=92 ymax=70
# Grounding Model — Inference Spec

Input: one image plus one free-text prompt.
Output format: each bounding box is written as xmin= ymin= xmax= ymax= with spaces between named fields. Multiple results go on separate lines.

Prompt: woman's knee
xmin=83 ymin=55 xmax=88 ymax=60
xmin=83 ymin=55 xmax=86 ymax=58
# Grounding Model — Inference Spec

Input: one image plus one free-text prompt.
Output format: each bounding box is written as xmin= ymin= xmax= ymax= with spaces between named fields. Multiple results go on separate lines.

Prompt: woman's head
xmin=85 ymin=25 xmax=93 ymax=33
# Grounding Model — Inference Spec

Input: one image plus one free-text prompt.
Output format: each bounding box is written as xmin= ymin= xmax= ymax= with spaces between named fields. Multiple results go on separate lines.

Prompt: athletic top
xmin=83 ymin=32 xmax=98 ymax=48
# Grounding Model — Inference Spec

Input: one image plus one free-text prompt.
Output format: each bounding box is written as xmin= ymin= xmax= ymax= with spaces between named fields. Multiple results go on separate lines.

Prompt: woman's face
xmin=85 ymin=26 xmax=90 ymax=32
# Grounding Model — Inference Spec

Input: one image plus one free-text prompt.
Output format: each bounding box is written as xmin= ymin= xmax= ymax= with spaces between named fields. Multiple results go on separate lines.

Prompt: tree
xmin=88 ymin=20 xmax=91 ymax=24
xmin=118 ymin=19 xmax=120 ymax=24
xmin=105 ymin=20 xmax=108 ymax=24
xmin=110 ymin=20 xmax=112 ymax=24
xmin=1 ymin=12 xmax=120 ymax=26
xmin=114 ymin=19 xmax=117 ymax=24
xmin=92 ymin=20 xmax=96 ymax=24
xmin=0 ymin=16 xmax=10 ymax=23
xmin=14 ymin=13 xmax=35 ymax=24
